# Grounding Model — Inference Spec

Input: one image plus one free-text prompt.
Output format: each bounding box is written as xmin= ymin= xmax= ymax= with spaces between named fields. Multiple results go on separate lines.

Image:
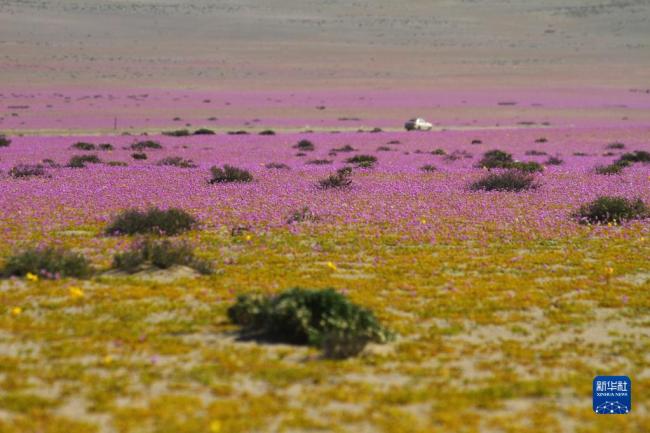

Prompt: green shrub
xmin=131 ymin=140 xmax=162 ymax=150
xmin=431 ymin=148 xmax=446 ymax=155
xmin=98 ymin=143 xmax=114 ymax=151
xmin=2 ymin=247 xmax=91 ymax=279
xmin=67 ymin=155 xmax=101 ymax=168
xmin=157 ymin=156 xmax=197 ymax=168
xmin=227 ymin=130 xmax=249 ymax=135
xmin=477 ymin=149 xmax=514 ymax=169
xmin=209 ymin=165 xmax=253 ymax=183
xmin=294 ymin=139 xmax=315 ymax=151
xmin=265 ymin=162 xmax=290 ymax=170
xmin=112 ymin=239 xmax=212 ymax=275
xmin=526 ymin=150 xmax=547 ymax=156
xmin=106 ymin=207 xmax=197 ymax=236
xmin=574 ymin=196 xmax=648 ymax=224
xmin=605 ymin=142 xmax=625 ymax=150
xmin=545 ymin=156 xmax=563 ymax=165
xmin=286 ymin=207 xmax=318 ymax=224
xmin=0 ymin=135 xmax=10 ymax=147
xmin=71 ymin=142 xmax=96 ymax=151
xmin=420 ymin=164 xmax=437 ymax=172
xmin=9 ymin=164 xmax=47 ymax=178
xmin=509 ymin=161 xmax=544 ymax=173
xmin=193 ymin=128 xmax=216 ymax=135
xmin=259 ymin=130 xmax=276 ymax=136
xmin=595 ymin=161 xmax=629 ymax=175
xmin=107 ymin=161 xmax=128 ymax=167
xmin=227 ymin=288 xmax=393 ymax=358
xmin=306 ymin=159 xmax=332 ymax=165
xmin=131 ymin=152 xmax=147 ymax=160
xmin=346 ymin=154 xmax=377 ymax=168
xmin=163 ymin=129 xmax=190 ymax=137
xmin=470 ymin=170 xmax=537 ymax=192
xmin=319 ymin=167 xmax=352 ymax=189
xmin=332 ymin=145 xmax=355 ymax=152
xmin=618 ymin=150 xmax=650 ymax=164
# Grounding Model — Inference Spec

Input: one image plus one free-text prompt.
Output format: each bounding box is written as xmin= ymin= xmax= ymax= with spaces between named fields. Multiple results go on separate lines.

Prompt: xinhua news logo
xmin=593 ymin=376 xmax=631 ymax=414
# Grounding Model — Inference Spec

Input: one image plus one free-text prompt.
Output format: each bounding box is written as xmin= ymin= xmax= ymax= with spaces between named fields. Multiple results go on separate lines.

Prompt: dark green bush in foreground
xmin=575 ymin=196 xmax=648 ymax=225
xmin=2 ymin=247 xmax=91 ymax=279
xmin=618 ymin=150 xmax=650 ymax=164
xmin=106 ymin=207 xmax=197 ymax=236
xmin=471 ymin=170 xmax=537 ymax=192
xmin=346 ymin=154 xmax=377 ymax=168
xmin=0 ymin=135 xmax=10 ymax=147
xmin=112 ymin=239 xmax=212 ymax=275
xmin=209 ymin=165 xmax=253 ymax=183
xmin=595 ymin=161 xmax=629 ymax=175
xmin=228 ymin=288 xmax=393 ymax=358
xmin=293 ymin=139 xmax=315 ymax=151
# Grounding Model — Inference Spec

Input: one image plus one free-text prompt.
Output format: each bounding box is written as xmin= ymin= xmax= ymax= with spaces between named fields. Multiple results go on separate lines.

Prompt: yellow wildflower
xmin=420 ymin=218 xmax=427 ymax=224
xmin=69 ymin=287 xmax=84 ymax=299
xmin=25 ymin=272 xmax=38 ymax=282
xmin=210 ymin=420 xmax=222 ymax=433
xmin=245 ymin=234 xmax=252 ymax=241
xmin=11 ymin=307 xmax=22 ymax=316
xmin=327 ymin=261 xmax=337 ymax=271
xmin=103 ymin=355 xmax=113 ymax=365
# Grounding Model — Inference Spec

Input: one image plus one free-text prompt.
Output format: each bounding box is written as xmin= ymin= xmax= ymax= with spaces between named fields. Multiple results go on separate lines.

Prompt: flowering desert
xmin=1 ymin=1 xmax=650 ymax=432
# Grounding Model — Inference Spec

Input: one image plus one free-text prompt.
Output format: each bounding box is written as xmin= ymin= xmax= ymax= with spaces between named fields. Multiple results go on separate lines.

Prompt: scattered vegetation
xmin=294 ymin=140 xmax=315 ymax=151
xmin=9 ymin=164 xmax=47 ymax=178
xmin=332 ymin=144 xmax=355 ymax=152
xmin=162 ymin=129 xmax=191 ymax=137
xmin=595 ymin=161 xmax=628 ymax=175
xmin=265 ymin=162 xmax=290 ymax=170
xmin=477 ymin=150 xmax=542 ymax=172
xmin=376 ymin=146 xmax=392 ymax=151
xmin=193 ymin=128 xmax=216 ymax=135
xmin=319 ymin=167 xmax=352 ymax=189
xmin=67 ymin=155 xmax=101 ymax=168
xmin=420 ymin=164 xmax=437 ymax=172
xmin=575 ymin=196 xmax=648 ymax=224
xmin=131 ymin=140 xmax=162 ymax=150
xmin=112 ymin=239 xmax=212 ymax=275
xmin=209 ymin=165 xmax=253 ymax=183
xmin=306 ymin=159 xmax=332 ymax=165
xmin=131 ymin=152 xmax=148 ymax=160
xmin=71 ymin=142 xmax=96 ymax=151
xmin=1 ymin=246 xmax=91 ymax=279
xmin=98 ymin=143 xmax=114 ymax=151
xmin=346 ymin=154 xmax=377 ymax=168
xmin=259 ymin=130 xmax=276 ymax=136
xmin=107 ymin=161 xmax=128 ymax=167
xmin=157 ymin=156 xmax=197 ymax=168
xmin=106 ymin=207 xmax=197 ymax=236
xmin=525 ymin=150 xmax=547 ymax=156
xmin=444 ymin=150 xmax=473 ymax=161
xmin=605 ymin=142 xmax=625 ymax=150
xmin=470 ymin=170 xmax=537 ymax=192
xmin=618 ymin=150 xmax=650 ymax=164
xmin=227 ymin=288 xmax=393 ymax=358
xmin=431 ymin=148 xmax=446 ymax=155
xmin=0 ymin=135 xmax=10 ymax=147
xmin=286 ymin=207 xmax=318 ymax=224
xmin=227 ymin=130 xmax=249 ymax=135
xmin=545 ymin=156 xmax=563 ymax=165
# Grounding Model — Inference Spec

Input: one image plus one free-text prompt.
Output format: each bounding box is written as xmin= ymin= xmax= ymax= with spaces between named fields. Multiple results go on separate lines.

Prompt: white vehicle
xmin=404 ymin=117 xmax=433 ymax=131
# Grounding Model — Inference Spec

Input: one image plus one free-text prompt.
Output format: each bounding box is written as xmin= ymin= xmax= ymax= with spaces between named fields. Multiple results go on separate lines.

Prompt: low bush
xmin=618 ymin=150 xmax=650 ymax=164
xmin=9 ymin=164 xmax=47 ymax=178
xmin=420 ymin=164 xmax=437 ymax=172
xmin=306 ymin=159 xmax=332 ymax=165
xmin=112 ymin=239 xmax=212 ymax=275
xmin=209 ymin=165 xmax=253 ymax=183
xmin=332 ymin=144 xmax=355 ymax=152
xmin=376 ymin=146 xmax=392 ymax=151
xmin=471 ymin=139 xmax=482 ymax=144
xmin=286 ymin=207 xmax=318 ymax=224
xmin=98 ymin=143 xmax=114 ymax=151
xmin=606 ymin=142 xmax=625 ymax=150
xmin=545 ymin=156 xmax=563 ymax=165
xmin=509 ymin=161 xmax=544 ymax=173
xmin=294 ymin=139 xmax=315 ymax=151
xmin=227 ymin=288 xmax=393 ymax=358
xmin=131 ymin=140 xmax=162 ymax=150
xmin=470 ymin=170 xmax=537 ymax=192
xmin=193 ymin=128 xmax=215 ymax=135
xmin=157 ymin=156 xmax=197 ymax=168
xmin=107 ymin=161 xmax=128 ymax=167
xmin=526 ymin=150 xmax=547 ymax=156
xmin=71 ymin=142 xmax=96 ymax=151
xmin=0 ymin=135 xmax=10 ymax=147
xmin=106 ymin=207 xmax=197 ymax=236
xmin=265 ymin=162 xmax=290 ymax=170
xmin=319 ymin=167 xmax=352 ymax=189
xmin=444 ymin=150 xmax=473 ymax=161
xmin=2 ymin=246 xmax=91 ymax=279
xmin=575 ymin=196 xmax=648 ymax=224
xmin=595 ymin=161 xmax=629 ymax=175
xmin=477 ymin=149 xmax=514 ymax=169
xmin=535 ymin=137 xmax=548 ymax=143
xmin=162 ymin=129 xmax=190 ymax=137
xmin=42 ymin=159 xmax=60 ymax=168
xmin=346 ymin=154 xmax=377 ymax=168
xmin=431 ymin=148 xmax=446 ymax=155
xmin=67 ymin=155 xmax=101 ymax=168
xmin=259 ymin=130 xmax=276 ymax=136
xmin=131 ymin=152 xmax=147 ymax=160
xmin=227 ymin=130 xmax=249 ymax=135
